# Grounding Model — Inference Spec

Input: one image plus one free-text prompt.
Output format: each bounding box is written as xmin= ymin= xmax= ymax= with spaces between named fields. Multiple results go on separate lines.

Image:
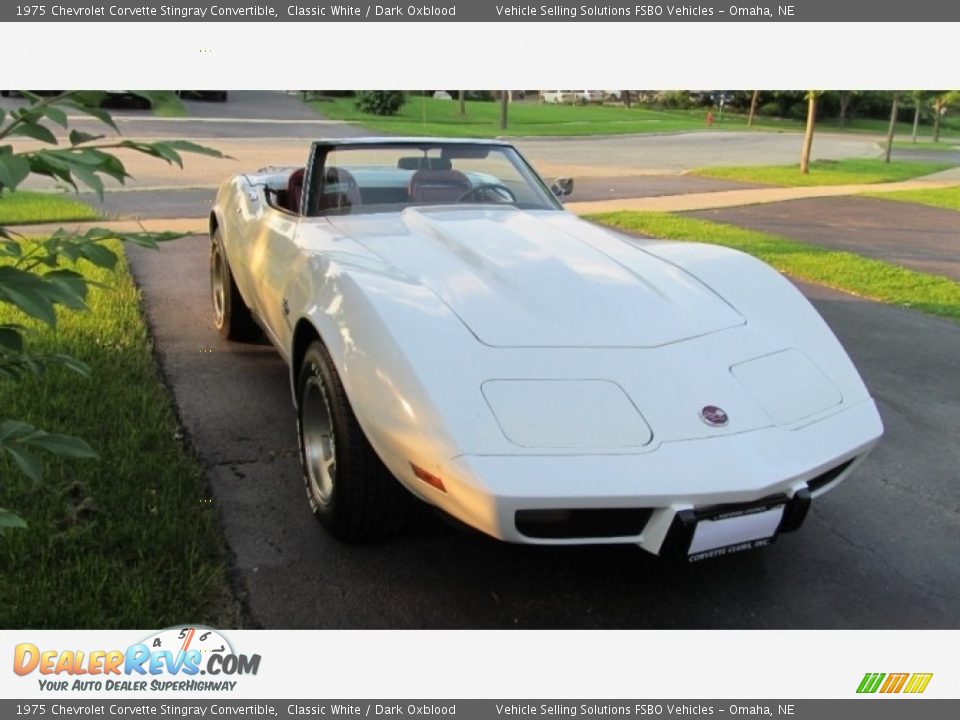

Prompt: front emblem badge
xmin=700 ymin=405 xmax=729 ymax=427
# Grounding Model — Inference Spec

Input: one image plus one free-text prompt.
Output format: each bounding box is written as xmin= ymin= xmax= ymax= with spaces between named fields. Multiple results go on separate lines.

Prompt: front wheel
xmin=210 ymin=228 xmax=259 ymax=341
xmin=297 ymin=340 xmax=410 ymax=541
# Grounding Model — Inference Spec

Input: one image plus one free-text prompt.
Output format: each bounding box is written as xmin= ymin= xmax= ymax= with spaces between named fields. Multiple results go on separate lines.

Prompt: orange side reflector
xmin=411 ymin=463 xmax=446 ymax=493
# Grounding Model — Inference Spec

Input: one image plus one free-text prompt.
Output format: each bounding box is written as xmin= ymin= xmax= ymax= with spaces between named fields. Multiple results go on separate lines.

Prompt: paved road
xmin=1 ymin=91 xmax=360 ymax=140
xmin=9 ymin=91 xmax=884 ymax=192
xmin=686 ymin=196 xmax=960 ymax=280
xmin=892 ymin=147 xmax=960 ymax=165
xmin=126 ymin=236 xmax=960 ymax=629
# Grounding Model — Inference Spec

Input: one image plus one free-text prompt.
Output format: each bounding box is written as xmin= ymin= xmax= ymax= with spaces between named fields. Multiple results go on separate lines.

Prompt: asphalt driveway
xmin=686 ymin=196 xmax=960 ymax=280
xmin=126 ymin=236 xmax=960 ymax=629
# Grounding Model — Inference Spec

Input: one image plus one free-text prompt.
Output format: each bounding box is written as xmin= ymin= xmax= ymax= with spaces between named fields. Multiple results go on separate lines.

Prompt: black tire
xmin=297 ymin=340 xmax=410 ymax=541
xmin=210 ymin=228 xmax=260 ymax=342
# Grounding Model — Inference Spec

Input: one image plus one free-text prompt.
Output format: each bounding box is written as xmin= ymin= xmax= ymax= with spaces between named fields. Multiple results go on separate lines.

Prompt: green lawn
xmin=890 ymin=139 xmax=960 ymax=152
xmin=309 ymin=96 xmax=960 ymax=141
xmin=692 ymin=158 xmax=954 ymax=187
xmin=589 ymin=212 xmax=960 ymax=321
xmin=0 ymin=242 xmax=232 ymax=627
xmin=0 ymin=191 xmax=100 ymax=225
xmin=821 ymin=115 xmax=960 ymax=140
xmin=308 ymin=96 xmax=808 ymax=138
xmin=862 ymin=185 xmax=960 ymax=211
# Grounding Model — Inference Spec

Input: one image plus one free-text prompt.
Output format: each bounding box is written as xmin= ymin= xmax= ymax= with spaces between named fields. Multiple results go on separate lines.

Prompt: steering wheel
xmin=458 ymin=183 xmax=517 ymax=204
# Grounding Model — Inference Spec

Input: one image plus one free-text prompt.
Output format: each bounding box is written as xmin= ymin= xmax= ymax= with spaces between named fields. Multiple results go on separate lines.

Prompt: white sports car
xmin=210 ymin=138 xmax=883 ymax=560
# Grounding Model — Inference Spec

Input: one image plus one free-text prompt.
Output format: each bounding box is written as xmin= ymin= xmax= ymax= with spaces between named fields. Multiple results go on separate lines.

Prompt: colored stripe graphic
xmin=857 ymin=673 xmax=885 ymax=693
xmin=857 ymin=672 xmax=933 ymax=694
xmin=903 ymin=673 xmax=934 ymax=694
xmin=880 ymin=673 xmax=909 ymax=693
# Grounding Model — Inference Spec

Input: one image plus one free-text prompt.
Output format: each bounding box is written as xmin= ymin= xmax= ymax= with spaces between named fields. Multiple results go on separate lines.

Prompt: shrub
xmin=354 ymin=91 xmax=406 ymax=116
xmin=658 ymin=91 xmax=694 ymax=109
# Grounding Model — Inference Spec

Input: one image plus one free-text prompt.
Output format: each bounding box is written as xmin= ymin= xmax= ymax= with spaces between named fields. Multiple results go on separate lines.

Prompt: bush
xmin=659 ymin=90 xmax=693 ymax=109
xmin=354 ymin=91 xmax=406 ymax=116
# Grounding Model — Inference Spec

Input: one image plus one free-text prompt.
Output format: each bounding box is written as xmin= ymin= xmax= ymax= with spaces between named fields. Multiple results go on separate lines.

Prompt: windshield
xmin=307 ymin=142 xmax=560 ymax=216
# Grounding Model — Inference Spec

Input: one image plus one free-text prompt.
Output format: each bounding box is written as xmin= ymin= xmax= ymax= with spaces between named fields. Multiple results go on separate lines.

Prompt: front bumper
xmin=424 ymin=399 xmax=882 ymax=555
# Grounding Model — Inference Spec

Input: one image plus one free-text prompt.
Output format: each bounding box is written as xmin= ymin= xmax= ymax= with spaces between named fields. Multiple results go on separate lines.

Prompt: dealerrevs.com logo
xmin=857 ymin=672 xmax=933 ymax=694
xmin=13 ymin=627 xmax=260 ymax=692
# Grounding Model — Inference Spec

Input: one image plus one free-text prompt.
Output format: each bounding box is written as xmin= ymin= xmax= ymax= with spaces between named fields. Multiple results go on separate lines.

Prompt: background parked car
xmin=541 ymin=90 xmax=605 ymax=105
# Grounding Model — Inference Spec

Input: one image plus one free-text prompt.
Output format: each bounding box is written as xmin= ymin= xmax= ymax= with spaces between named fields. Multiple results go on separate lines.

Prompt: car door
xmin=245 ymin=203 xmax=300 ymax=352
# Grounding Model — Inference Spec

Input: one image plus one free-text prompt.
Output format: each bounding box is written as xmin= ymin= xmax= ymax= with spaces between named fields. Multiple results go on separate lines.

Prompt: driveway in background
xmin=686 ymin=196 xmax=960 ymax=280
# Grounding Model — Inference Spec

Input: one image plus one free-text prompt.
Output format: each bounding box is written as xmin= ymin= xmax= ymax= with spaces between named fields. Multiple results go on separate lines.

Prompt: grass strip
xmin=308 ymin=96 xmax=807 ymax=138
xmin=589 ymin=211 xmax=960 ymax=321
xmin=0 ymin=191 xmax=100 ymax=225
xmin=692 ymin=158 xmax=953 ymax=187
xmin=0 ymin=241 xmax=230 ymax=627
xmin=861 ymin=185 xmax=960 ymax=211
xmin=889 ymin=140 xmax=960 ymax=152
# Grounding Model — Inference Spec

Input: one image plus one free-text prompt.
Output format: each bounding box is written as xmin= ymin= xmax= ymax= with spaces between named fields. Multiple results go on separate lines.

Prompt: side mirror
xmin=550 ymin=177 xmax=574 ymax=199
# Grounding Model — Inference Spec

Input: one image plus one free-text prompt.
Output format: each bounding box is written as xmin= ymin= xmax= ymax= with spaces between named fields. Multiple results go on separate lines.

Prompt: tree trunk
xmin=499 ymin=91 xmax=508 ymax=131
xmin=458 ymin=90 xmax=465 ymax=115
xmin=747 ymin=90 xmax=759 ymax=128
xmin=933 ymin=98 xmax=942 ymax=143
xmin=884 ymin=92 xmax=899 ymax=163
xmin=839 ymin=91 xmax=851 ymax=129
xmin=911 ymin=104 xmax=921 ymax=144
xmin=799 ymin=93 xmax=817 ymax=175
xmin=623 ymin=90 xmax=631 ymax=109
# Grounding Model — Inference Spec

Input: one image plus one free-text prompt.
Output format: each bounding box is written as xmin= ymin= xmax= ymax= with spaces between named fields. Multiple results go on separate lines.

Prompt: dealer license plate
xmin=687 ymin=503 xmax=785 ymax=562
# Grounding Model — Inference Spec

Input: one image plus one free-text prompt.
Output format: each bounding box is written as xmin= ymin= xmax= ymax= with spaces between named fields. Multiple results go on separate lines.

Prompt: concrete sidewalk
xmin=565 ymin=168 xmax=960 ymax=214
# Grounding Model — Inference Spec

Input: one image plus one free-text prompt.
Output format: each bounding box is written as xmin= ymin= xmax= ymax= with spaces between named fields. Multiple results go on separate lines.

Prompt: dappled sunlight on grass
xmin=862 ymin=185 xmax=960 ymax=211
xmin=0 ymin=241 xmax=227 ymax=627
xmin=0 ymin=191 xmax=100 ymax=225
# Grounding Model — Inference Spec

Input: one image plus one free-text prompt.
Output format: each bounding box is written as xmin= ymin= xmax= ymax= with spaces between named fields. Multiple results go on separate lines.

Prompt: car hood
xmin=328 ymin=207 xmax=744 ymax=348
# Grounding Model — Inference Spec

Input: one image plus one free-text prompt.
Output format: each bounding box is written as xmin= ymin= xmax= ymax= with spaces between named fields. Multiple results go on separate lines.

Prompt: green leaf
xmin=4 ymin=443 xmax=42 ymax=482
xmin=42 ymin=269 xmax=89 ymax=310
xmin=0 ymin=325 xmax=24 ymax=353
xmin=10 ymin=122 xmax=58 ymax=145
xmin=0 ymin=152 xmax=31 ymax=190
xmin=0 ymin=266 xmax=58 ymax=326
xmin=68 ymin=130 xmax=104 ymax=146
xmin=0 ymin=509 xmax=27 ymax=530
xmin=79 ymin=242 xmax=117 ymax=269
xmin=63 ymin=95 xmax=117 ymax=132
xmin=163 ymin=140 xmax=228 ymax=159
xmin=0 ymin=419 xmax=34 ymax=442
xmin=69 ymin=162 xmax=106 ymax=199
xmin=41 ymin=106 xmax=69 ymax=128
xmin=25 ymin=432 xmax=98 ymax=460
xmin=48 ymin=353 xmax=90 ymax=376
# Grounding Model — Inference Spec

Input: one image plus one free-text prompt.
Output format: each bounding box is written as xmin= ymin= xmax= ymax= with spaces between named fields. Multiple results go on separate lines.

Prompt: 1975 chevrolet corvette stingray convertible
xmin=210 ymin=138 xmax=883 ymax=560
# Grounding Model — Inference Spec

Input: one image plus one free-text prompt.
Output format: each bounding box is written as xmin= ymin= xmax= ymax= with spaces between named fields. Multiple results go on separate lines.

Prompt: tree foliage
xmin=0 ymin=91 xmax=224 ymax=529
xmin=354 ymin=91 xmax=406 ymax=116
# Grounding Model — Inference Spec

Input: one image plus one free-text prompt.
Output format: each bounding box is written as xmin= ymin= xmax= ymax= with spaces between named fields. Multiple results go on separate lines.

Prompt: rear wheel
xmin=210 ymin=228 xmax=259 ymax=341
xmin=297 ymin=340 xmax=410 ymax=541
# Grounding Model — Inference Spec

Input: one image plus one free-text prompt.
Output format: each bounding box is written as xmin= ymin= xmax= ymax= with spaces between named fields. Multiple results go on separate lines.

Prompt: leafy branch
xmin=0 ymin=90 xmax=225 ymax=529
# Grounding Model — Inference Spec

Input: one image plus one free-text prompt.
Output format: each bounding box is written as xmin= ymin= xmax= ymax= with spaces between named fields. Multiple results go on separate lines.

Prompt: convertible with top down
xmin=209 ymin=138 xmax=883 ymax=560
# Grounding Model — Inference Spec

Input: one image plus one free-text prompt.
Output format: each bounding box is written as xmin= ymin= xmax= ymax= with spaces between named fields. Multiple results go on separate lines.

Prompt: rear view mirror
xmin=551 ymin=177 xmax=574 ymax=198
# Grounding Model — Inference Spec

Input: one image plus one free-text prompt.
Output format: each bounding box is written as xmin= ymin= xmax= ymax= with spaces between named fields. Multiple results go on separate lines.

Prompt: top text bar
xmin=4 ymin=0 xmax=960 ymax=23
